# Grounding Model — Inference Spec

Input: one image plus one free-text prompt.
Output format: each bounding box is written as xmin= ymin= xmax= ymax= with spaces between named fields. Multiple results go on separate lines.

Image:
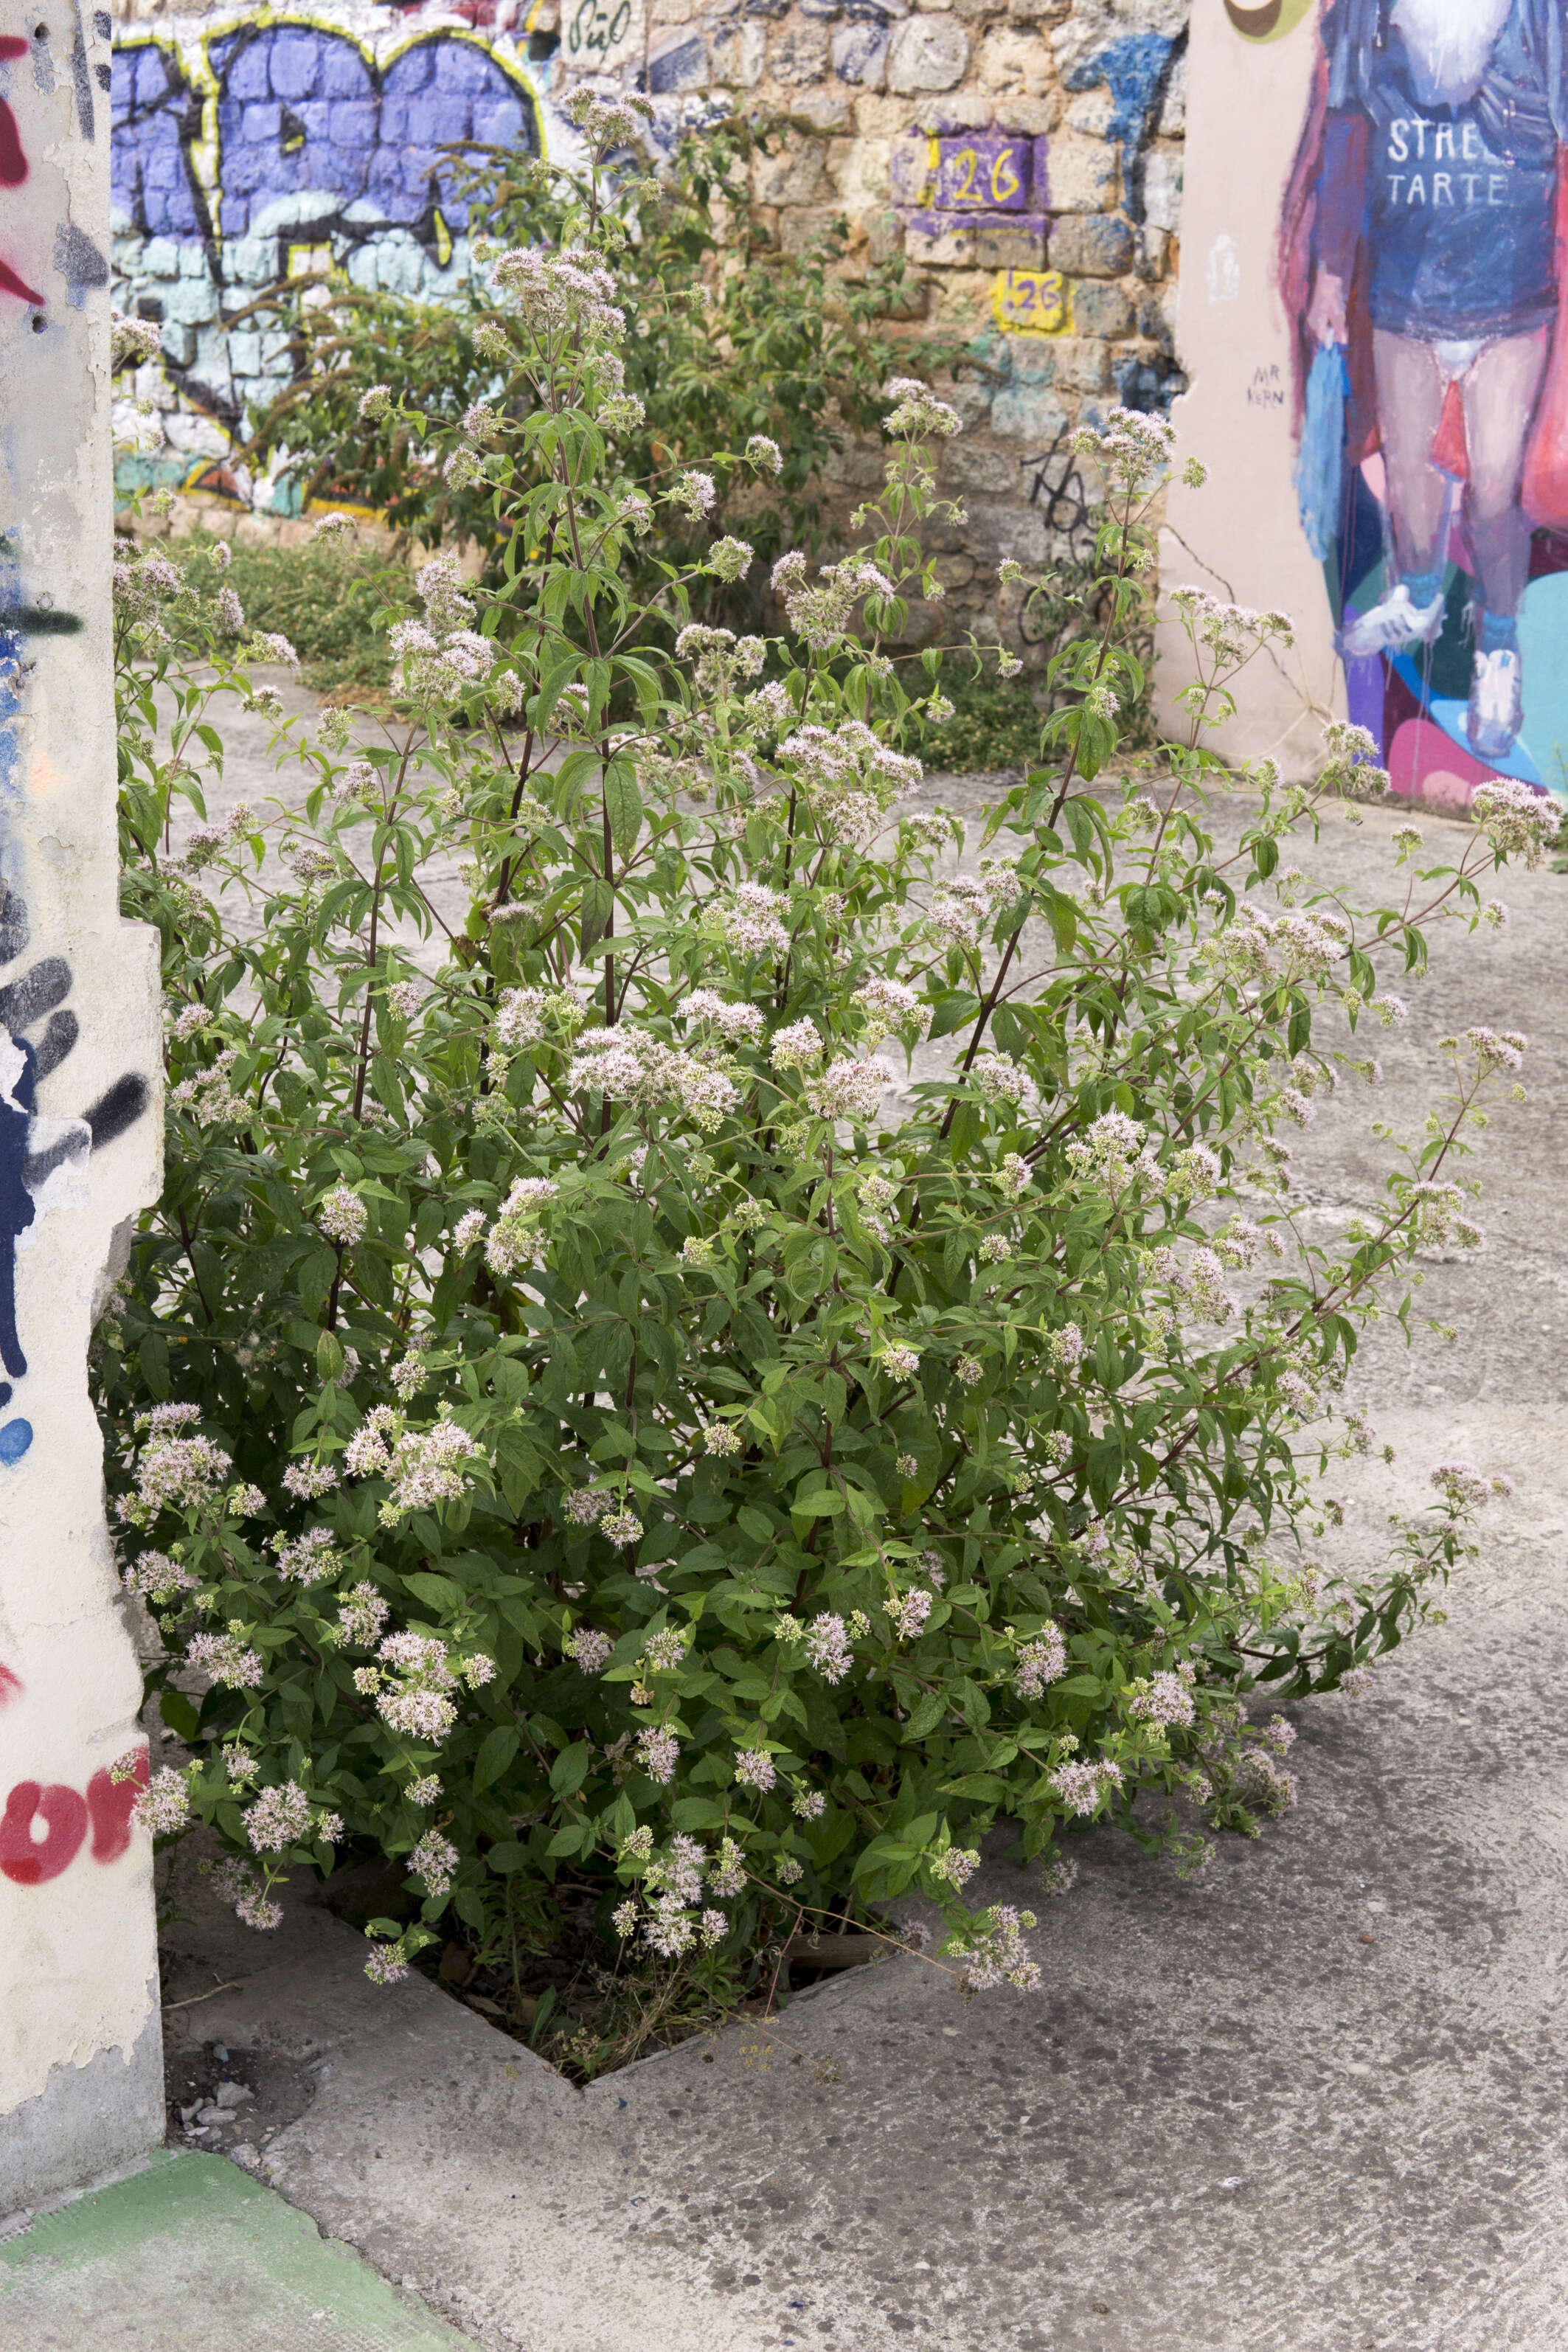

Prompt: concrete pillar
xmin=0 ymin=11 xmax=164 ymax=2214
xmin=1157 ymin=0 xmax=1340 ymax=777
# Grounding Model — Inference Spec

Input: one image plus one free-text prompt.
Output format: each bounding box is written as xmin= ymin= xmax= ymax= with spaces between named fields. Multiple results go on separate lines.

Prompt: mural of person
xmin=1281 ymin=0 xmax=1568 ymax=795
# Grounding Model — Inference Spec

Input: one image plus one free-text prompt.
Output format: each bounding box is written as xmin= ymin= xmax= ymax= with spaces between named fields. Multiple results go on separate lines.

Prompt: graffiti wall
xmin=0 ymin=3 xmax=164 ymax=2213
xmin=111 ymin=6 xmax=543 ymax=502
xmin=109 ymin=0 xmax=1190 ymax=661
xmin=1167 ymin=0 xmax=1567 ymax=804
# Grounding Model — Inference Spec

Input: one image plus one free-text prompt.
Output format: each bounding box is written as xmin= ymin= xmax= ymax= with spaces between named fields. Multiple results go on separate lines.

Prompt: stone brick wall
xmin=109 ymin=0 xmax=1187 ymax=648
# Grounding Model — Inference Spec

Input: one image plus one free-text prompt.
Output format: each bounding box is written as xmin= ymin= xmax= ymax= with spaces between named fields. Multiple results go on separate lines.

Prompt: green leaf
xmin=791 ymin=1486 xmax=843 ymax=1518
xmin=580 ymin=875 xmax=612 ymax=957
xmin=903 ymin=1688 xmax=948 ymax=1741
xmin=603 ymin=760 xmax=642 ymax=861
xmin=473 ymin=1725 xmax=520 ymax=1791
xmin=403 ymin=1572 xmax=464 ymax=1612
xmin=549 ymin=1741 xmax=592 ymax=1796
xmin=159 ymin=1688 xmax=201 ymax=1741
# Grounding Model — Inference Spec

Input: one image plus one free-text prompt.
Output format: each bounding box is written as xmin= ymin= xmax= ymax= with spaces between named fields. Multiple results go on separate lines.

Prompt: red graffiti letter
xmin=0 ymin=1660 xmax=21 ymax=1707
xmin=0 ymin=39 xmax=44 ymax=306
xmin=86 ymin=1752 xmax=148 ymax=1863
xmin=0 ymin=39 xmax=29 ymax=190
xmin=0 ymin=1780 xmax=89 ymax=1884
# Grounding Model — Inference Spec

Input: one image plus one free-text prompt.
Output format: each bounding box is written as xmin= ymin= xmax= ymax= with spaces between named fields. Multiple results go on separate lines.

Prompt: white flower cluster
xmin=342 ymin=1404 xmax=483 ymax=1523
xmin=882 ymin=375 xmax=963 ymax=439
xmin=367 ymin=1631 xmax=471 ymax=1743
xmin=491 ymin=240 xmax=625 ymax=346
xmin=169 ymin=1047 xmax=251 ymax=1128
xmin=1050 ymin=1757 xmax=1124 ymax=1816
xmin=122 ymin=1549 xmax=199 ymax=1604
xmin=186 ymin=1627 xmax=263 ymax=1689
xmin=1013 ymin=1624 xmax=1067 ymax=1697
xmin=683 ymin=989 xmax=765 ymax=1044
xmin=269 ymin=1527 xmax=339 ymax=1583
xmin=617 ymin=1830 xmax=730 ymax=1957
xmin=720 ymin=879 xmax=791 ymax=960
xmin=927 ymin=864 xmax=1018 ymax=946
xmin=1147 ymin=1243 xmax=1236 ymax=1328
xmin=485 ymin=1176 xmax=559 ymax=1277
xmin=566 ymin=1027 xmax=740 ymax=1132
xmin=1168 ymin=584 xmax=1294 ymax=663
xmin=1064 ymin=1110 xmax=1165 ymax=1203
xmin=854 ymin=974 xmax=928 ymax=1047
xmin=409 ymin=1828 xmax=460 ymax=1898
xmin=317 ymin=1184 xmax=367 ymax=1246
xmin=209 ymin=1854 xmax=283 ymax=1932
xmin=1072 ymin=404 xmax=1179 ymax=496
xmin=1126 ymin=1665 xmax=1196 ymax=1728
xmin=1471 ymin=779 xmax=1560 ymax=868
xmin=1430 ymin=1460 xmax=1513 ymax=1512
xmin=389 ymin=560 xmax=496 ymax=704
xmin=805 ymin=1055 xmax=892 ymax=1124
xmin=777 ymin=719 xmax=923 ymax=848
xmin=127 ymin=1431 xmax=232 ymax=1520
xmin=133 ymin=1765 xmax=191 ymax=1839
xmin=1199 ymin=903 xmax=1350 ymax=991
xmin=953 ymin=1903 xmax=1041 ymax=1994
xmin=771 ymin=549 xmax=898 ymax=654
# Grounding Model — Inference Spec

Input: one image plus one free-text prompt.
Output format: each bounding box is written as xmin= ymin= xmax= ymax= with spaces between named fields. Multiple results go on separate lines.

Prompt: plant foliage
xmin=103 ymin=98 xmax=1548 ymax=2013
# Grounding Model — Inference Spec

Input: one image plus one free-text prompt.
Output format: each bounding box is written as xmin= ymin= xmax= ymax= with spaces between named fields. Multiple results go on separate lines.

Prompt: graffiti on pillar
xmin=1280 ymin=0 xmax=1568 ymax=808
xmin=0 ymin=24 xmax=149 ymax=1469
xmin=110 ymin=18 xmax=542 ymax=485
xmin=0 ymin=1751 xmax=149 ymax=1883
xmin=0 ymin=936 xmax=149 ymax=1466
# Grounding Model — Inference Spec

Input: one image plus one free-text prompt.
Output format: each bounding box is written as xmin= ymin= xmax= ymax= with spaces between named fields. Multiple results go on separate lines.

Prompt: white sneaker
xmin=1467 ymin=645 xmax=1523 ymax=760
xmin=1340 ymin=581 xmax=1446 ymax=659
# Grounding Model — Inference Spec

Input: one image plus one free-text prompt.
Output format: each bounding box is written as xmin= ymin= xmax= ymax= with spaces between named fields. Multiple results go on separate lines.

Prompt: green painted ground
xmin=0 ymin=2149 xmax=477 ymax=2351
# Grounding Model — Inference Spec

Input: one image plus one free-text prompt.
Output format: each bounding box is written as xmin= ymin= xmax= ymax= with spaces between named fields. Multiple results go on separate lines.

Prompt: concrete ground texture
xmin=22 ymin=717 xmax=1568 ymax=2348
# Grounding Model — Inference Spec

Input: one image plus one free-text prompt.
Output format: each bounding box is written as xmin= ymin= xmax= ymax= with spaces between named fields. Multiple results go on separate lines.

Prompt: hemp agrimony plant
xmin=103 ymin=97 xmax=1548 ymax=2028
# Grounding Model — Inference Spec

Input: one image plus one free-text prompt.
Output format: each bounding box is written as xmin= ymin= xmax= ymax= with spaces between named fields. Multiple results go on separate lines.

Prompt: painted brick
xmin=833 ymin=21 xmax=889 ymax=86
xmin=1067 ymin=277 xmax=1133 ymax=335
xmin=1049 ymin=212 xmax=1131 ymax=275
xmin=991 ymin=384 xmax=1069 ymax=441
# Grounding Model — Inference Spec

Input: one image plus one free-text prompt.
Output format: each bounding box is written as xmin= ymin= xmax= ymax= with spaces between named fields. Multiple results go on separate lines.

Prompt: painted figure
xmin=1283 ymin=0 xmax=1568 ymax=781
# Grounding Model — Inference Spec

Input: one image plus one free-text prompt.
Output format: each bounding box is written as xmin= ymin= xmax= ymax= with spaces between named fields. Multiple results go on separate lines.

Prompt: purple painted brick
xmin=321 ymin=41 xmax=370 ymax=98
xmin=329 ymin=101 xmax=378 ymax=145
xmin=134 ymin=49 xmax=170 ymax=105
xmin=240 ymin=101 xmax=281 ymax=144
xmin=907 ymin=207 xmax=1050 ymax=242
xmin=386 ymin=47 xmax=434 ymax=93
xmin=223 ymin=42 xmax=273 ymax=103
xmin=325 ymin=144 xmax=370 ymax=195
xmin=367 ymin=151 xmax=423 ymax=213
xmin=434 ymin=41 xmax=495 ymax=91
xmin=268 ymin=31 xmax=327 ymax=103
xmin=472 ymin=99 xmax=525 ymax=144
xmin=932 ymin=132 xmax=1032 ymax=213
xmin=402 ymin=95 xmax=445 ymax=145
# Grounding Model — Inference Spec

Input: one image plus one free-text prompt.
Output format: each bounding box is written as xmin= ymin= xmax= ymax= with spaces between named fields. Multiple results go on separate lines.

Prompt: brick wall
xmin=110 ymin=0 xmax=1187 ymax=646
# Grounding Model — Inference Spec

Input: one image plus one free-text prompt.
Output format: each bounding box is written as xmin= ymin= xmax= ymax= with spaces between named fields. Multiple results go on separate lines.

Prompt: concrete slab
xmin=0 ymin=2149 xmax=477 ymax=2352
xmin=134 ymin=760 xmax=1568 ymax=2350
